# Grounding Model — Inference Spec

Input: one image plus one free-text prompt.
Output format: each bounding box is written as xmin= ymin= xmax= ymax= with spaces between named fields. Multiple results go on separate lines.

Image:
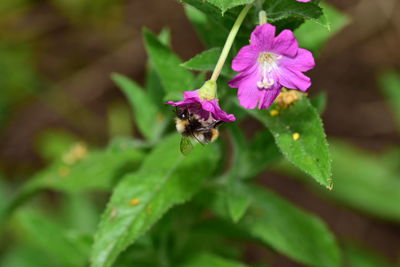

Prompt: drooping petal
xmin=250 ymin=24 xmax=276 ymax=51
xmin=278 ymin=67 xmax=311 ymax=91
xmin=231 ymin=45 xmax=259 ymax=72
xmin=165 ymin=90 xmax=235 ymax=122
xmin=258 ymin=85 xmax=282 ymax=109
xmin=279 ymin=48 xmax=315 ymax=72
xmin=272 ymin=29 xmax=298 ymax=57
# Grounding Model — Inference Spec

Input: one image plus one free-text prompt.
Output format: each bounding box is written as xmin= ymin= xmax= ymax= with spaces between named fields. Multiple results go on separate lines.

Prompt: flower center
xmin=257 ymin=52 xmax=281 ymax=89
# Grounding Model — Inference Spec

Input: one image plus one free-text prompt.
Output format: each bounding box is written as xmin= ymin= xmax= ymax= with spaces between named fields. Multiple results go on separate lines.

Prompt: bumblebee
xmin=174 ymin=107 xmax=222 ymax=154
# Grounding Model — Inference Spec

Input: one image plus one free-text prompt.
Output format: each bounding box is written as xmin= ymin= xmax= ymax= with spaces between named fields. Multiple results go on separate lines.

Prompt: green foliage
xmin=0 ymin=141 xmax=144 ymax=224
xmin=262 ymin=0 xmax=326 ymax=31
xmin=295 ymin=3 xmax=350 ymax=53
xmin=206 ymin=0 xmax=255 ymax=14
xmin=184 ymin=5 xmax=228 ymax=47
xmin=247 ymin=97 xmax=332 ymax=188
xmin=343 ymin=242 xmax=391 ymax=267
xmin=112 ymin=73 xmax=166 ymax=142
xmin=143 ymin=29 xmax=195 ymax=98
xmin=379 ymin=70 xmax=400 ymax=130
xmin=182 ymin=47 xmax=235 ymax=77
xmin=15 ymin=210 xmax=91 ymax=267
xmin=276 ymin=140 xmax=400 ymax=222
xmin=180 ymin=252 xmax=248 ymax=267
xmin=90 ymin=134 xmax=220 ymax=267
xmin=238 ymin=186 xmax=341 ymax=267
xmin=2 ymin=1 xmax=391 ymax=267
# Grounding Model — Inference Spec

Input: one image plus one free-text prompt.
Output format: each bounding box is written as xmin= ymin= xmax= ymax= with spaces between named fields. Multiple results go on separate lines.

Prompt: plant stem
xmin=210 ymin=4 xmax=252 ymax=82
xmin=259 ymin=10 xmax=267 ymax=25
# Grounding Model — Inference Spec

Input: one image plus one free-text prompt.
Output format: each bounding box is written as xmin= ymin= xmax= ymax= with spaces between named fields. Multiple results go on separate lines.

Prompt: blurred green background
xmin=0 ymin=0 xmax=399 ymax=266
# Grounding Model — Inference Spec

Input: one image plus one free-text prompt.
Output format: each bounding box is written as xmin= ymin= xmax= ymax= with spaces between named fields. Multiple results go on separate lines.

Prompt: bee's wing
xmin=180 ymin=136 xmax=193 ymax=156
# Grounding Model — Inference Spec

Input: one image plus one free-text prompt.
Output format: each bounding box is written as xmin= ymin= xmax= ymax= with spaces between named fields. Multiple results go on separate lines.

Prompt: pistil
xmin=257 ymin=52 xmax=281 ymax=89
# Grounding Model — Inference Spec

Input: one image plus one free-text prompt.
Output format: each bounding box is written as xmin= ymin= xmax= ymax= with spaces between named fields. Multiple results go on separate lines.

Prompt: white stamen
xmin=257 ymin=53 xmax=281 ymax=89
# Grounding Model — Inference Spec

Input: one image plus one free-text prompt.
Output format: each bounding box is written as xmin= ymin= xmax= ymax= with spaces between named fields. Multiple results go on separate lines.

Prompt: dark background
xmin=0 ymin=0 xmax=399 ymax=265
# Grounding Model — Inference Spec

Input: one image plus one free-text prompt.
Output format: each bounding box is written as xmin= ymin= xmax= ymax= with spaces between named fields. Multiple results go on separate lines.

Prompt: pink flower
xmin=297 ymin=0 xmax=311 ymax=2
xmin=165 ymin=90 xmax=236 ymax=122
xmin=228 ymin=24 xmax=315 ymax=109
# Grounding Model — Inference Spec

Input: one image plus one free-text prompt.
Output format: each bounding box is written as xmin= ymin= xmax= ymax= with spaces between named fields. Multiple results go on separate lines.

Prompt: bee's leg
xmin=197 ymin=120 xmax=223 ymax=131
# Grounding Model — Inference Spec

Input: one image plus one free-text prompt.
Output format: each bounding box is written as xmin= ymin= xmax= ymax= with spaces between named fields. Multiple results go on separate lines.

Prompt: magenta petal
xmin=165 ymin=90 xmax=235 ymax=122
xmin=272 ymin=29 xmax=298 ymax=57
xmin=279 ymin=67 xmax=311 ymax=91
xmin=250 ymin=24 xmax=276 ymax=51
xmin=279 ymin=48 xmax=315 ymax=72
xmin=231 ymin=45 xmax=259 ymax=72
xmin=234 ymin=69 xmax=263 ymax=109
xmin=258 ymin=86 xmax=282 ymax=109
xmin=183 ymin=89 xmax=201 ymax=100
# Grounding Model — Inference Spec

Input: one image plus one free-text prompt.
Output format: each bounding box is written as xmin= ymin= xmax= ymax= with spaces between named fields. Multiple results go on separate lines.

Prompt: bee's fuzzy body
xmin=174 ymin=108 xmax=221 ymax=144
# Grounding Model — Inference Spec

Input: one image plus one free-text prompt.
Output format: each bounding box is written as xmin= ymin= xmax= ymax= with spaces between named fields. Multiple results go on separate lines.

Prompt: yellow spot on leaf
xmin=292 ymin=132 xmax=300 ymax=141
xmin=110 ymin=208 xmax=118 ymax=219
xmin=62 ymin=142 xmax=88 ymax=165
xmin=129 ymin=198 xmax=141 ymax=206
xmin=156 ymin=113 xmax=165 ymax=122
xmin=270 ymin=109 xmax=279 ymax=116
xmin=58 ymin=166 xmax=70 ymax=177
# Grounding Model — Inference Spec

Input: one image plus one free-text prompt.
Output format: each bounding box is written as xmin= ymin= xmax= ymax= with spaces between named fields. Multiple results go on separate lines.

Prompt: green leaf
xmin=263 ymin=0 xmax=325 ymax=30
xmin=206 ymin=0 xmax=255 ymax=14
xmin=247 ymin=97 xmax=332 ymax=188
xmin=181 ymin=48 xmax=234 ymax=77
xmin=180 ymin=252 xmax=248 ymax=267
xmin=143 ymin=29 xmax=195 ymax=94
xmin=310 ymin=92 xmax=327 ymax=115
xmin=16 ymin=210 xmax=91 ymax=267
xmin=112 ymin=73 xmax=165 ymax=141
xmin=379 ymin=70 xmax=400 ymax=130
xmin=275 ymin=140 xmax=400 ymax=222
xmin=107 ymin=101 xmax=133 ymax=138
xmin=0 ymin=142 xmax=144 ymax=224
xmin=295 ymin=3 xmax=350 ymax=53
xmin=343 ymin=242 xmax=391 ymax=267
xmin=184 ymin=5 xmax=227 ymax=47
xmin=90 ymin=134 xmax=220 ymax=267
xmin=224 ymin=180 xmax=252 ymax=223
xmin=240 ymin=186 xmax=340 ymax=267
xmin=36 ymin=130 xmax=79 ymax=162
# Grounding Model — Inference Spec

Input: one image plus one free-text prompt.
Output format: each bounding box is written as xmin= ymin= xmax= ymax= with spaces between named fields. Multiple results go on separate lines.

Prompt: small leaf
xmin=112 ymin=73 xmax=164 ymax=141
xmin=225 ymin=181 xmax=252 ymax=223
xmin=180 ymin=252 xmax=248 ymax=267
xmin=206 ymin=0 xmax=255 ymax=14
xmin=240 ymin=186 xmax=341 ymax=267
xmin=143 ymin=29 xmax=195 ymax=94
xmin=263 ymin=0 xmax=325 ymax=30
xmin=247 ymin=97 xmax=332 ymax=188
xmin=90 ymin=134 xmax=219 ymax=267
xmin=379 ymin=70 xmax=400 ymax=130
xmin=181 ymin=48 xmax=234 ymax=77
